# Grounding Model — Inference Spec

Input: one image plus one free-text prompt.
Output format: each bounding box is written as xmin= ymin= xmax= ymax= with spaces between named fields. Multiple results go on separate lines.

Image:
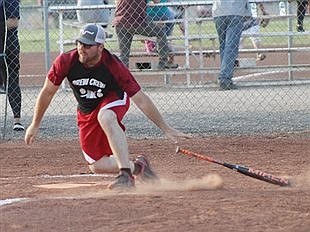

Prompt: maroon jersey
xmin=113 ymin=0 xmax=147 ymax=28
xmin=47 ymin=48 xmax=141 ymax=114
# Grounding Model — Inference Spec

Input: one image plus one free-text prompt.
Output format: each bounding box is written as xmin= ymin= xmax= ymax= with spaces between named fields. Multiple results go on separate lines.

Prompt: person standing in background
xmin=257 ymin=3 xmax=270 ymax=27
xmin=297 ymin=0 xmax=309 ymax=31
xmin=212 ymin=0 xmax=252 ymax=90
xmin=289 ymin=0 xmax=309 ymax=32
xmin=0 ymin=0 xmax=24 ymax=131
xmin=170 ymin=5 xmax=185 ymax=35
xmin=144 ymin=0 xmax=176 ymax=64
xmin=113 ymin=0 xmax=178 ymax=69
xmin=238 ymin=17 xmax=267 ymax=64
xmin=144 ymin=0 xmax=175 ymax=53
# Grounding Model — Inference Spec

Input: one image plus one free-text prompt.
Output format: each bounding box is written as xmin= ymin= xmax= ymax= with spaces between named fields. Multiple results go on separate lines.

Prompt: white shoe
xmin=13 ymin=123 xmax=25 ymax=131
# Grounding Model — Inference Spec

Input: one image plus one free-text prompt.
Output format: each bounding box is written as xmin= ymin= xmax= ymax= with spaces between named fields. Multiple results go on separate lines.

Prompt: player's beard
xmin=78 ymin=50 xmax=101 ymax=67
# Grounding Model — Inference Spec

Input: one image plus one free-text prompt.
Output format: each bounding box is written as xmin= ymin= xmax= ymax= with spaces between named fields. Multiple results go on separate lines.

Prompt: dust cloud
xmin=291 ymin=170 xmax=310 ymax=187
xmin=136 ymin=173 xmax=224 ymax=193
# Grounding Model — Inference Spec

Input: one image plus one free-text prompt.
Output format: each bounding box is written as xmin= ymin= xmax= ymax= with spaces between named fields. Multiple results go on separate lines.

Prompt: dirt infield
xmin=1 ymin=133 xmax=310 ymax=232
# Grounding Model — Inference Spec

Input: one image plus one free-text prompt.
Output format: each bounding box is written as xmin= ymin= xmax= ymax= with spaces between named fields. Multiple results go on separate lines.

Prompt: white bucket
xmin=76 ymin=0 xmax=111 ymax=24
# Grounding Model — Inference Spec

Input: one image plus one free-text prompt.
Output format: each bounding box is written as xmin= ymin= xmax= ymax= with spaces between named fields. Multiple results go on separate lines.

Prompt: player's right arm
xmin=25 ymin=78 xmax=59 ymax=145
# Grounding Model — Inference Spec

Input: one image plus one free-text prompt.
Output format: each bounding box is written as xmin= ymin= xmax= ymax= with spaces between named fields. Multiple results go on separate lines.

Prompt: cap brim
xmin=76 ymin=37 xmax=97 ymax=45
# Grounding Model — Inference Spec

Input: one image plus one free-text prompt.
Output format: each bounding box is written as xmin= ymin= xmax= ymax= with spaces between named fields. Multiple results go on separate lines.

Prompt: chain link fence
xmin=1 ymin=0 xmax=309 ymax=140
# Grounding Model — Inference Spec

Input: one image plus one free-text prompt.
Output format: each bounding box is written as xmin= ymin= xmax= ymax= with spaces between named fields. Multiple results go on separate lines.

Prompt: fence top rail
xmin=107 ymin=47 xmax=310 ymax=57
xmin=49 ymin=0 xmax=288 ymax=11
xmin=60 ymin=31 xmax=310 ymax=46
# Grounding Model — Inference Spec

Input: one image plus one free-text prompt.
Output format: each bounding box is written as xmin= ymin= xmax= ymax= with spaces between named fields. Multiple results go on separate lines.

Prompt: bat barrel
xmin=176 ymin=147 xmax=291 ymax=187
xmin=245 ymin=167 xmax=291 ymax=187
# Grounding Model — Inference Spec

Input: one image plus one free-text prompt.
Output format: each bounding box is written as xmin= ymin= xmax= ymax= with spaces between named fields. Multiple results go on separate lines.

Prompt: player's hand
xmin=164 ymin=127 xmax=192 ymax=144
xmin=24 ymin=124 xmax=39 ymax=145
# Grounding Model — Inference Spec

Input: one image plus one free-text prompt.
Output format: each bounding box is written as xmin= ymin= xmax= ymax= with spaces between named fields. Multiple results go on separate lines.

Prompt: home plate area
xmin=1 ymin=136 xmax=310 ymax=232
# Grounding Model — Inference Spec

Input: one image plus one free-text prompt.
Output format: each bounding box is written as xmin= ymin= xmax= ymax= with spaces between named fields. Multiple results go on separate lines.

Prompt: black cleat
xmin=108 ymin=171 xmax=135 ymax=190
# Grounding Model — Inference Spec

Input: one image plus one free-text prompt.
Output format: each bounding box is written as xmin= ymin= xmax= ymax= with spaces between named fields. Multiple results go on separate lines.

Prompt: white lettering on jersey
xmin=72 ymin=78 xmax=89 ymax=86
xmin=72 ymin=78 xmax=105 ymax=88
xmin=79 ymin=88 xmax=104 ymax=99
xmin=73 ymin=78 xmax=106 ymax=99
xmin=89 ymin=78 xmax=106 ymax=88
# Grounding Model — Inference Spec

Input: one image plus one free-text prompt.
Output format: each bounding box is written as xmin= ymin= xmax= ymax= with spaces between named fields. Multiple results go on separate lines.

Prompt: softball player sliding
xmin=25 ymin=24 xmax=190 ymax=189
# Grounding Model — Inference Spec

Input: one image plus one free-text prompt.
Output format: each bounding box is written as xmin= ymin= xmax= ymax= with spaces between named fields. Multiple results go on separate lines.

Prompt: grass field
xmin=18 ymin=17 xmax=310 ymax=53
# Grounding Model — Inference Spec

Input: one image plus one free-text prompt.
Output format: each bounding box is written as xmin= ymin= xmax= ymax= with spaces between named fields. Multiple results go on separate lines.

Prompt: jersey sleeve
xmin=104 ymin=50 xmax=141 ymax=97
xmin=47 ymin=50 xmax=77 ymax=86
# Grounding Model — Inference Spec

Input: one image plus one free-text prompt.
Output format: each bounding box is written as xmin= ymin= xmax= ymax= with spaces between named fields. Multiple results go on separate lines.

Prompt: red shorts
xmin=77 ymin=92 xmax=130 ymax=163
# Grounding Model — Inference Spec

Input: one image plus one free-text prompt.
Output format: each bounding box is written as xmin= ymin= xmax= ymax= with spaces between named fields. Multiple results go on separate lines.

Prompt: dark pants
xmin=214 ymin=15 xmax=244 ymax=84
xmin=297 ymin=0 xmax=309 ymax=25
xmin=115 ymin=20 xmax=168 ymax=67
xmin=0 ymin=23 xmax=22 ymax=119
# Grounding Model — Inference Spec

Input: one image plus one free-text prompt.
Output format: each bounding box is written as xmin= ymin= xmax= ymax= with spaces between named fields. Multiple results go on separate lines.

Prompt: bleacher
xmin=49 ymin=0 xmax=310 ymax=87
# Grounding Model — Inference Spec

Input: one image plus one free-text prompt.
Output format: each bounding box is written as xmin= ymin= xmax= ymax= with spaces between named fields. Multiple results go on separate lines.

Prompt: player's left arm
xmin=131 ymin=90 xmax=191 ymax=142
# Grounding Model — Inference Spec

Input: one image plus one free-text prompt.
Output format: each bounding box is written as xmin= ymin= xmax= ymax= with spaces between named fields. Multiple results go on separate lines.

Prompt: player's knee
xmin=88 ymin=155 xmax=119 ymax=173
xmin=88 ymin=164 xmax=113 ymax=173
xmin=97 ymin=109 xmax=117 ymax=130
xmin=89 ymin=164 xmax=114 ymax=174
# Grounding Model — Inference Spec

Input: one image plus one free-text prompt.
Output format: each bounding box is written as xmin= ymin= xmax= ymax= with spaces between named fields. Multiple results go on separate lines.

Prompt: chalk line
xmin=0 ymin=173 xmax=114 ymax=181
xmin=0 ymin=198 xmax=30 ymax=206
xmin=233 ymin=70 xmax=286 ymax=81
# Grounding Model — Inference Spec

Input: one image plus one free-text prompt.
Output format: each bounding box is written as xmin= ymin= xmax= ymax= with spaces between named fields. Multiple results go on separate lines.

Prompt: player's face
xmin=76 ymin=41 xmax=102 ymax=67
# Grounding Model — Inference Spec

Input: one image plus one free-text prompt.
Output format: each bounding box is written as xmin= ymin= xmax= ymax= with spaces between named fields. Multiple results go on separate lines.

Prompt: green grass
xmin=21 ymin=0 xmax=39 ymax=6
xmin=19 ymin=27 xmax=78 ymax=53
xmin=19 ymin=18 xmax=310 ymax=53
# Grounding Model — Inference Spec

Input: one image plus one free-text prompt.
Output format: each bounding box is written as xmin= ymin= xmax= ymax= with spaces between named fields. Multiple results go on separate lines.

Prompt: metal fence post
xmin=43 ymin=0 xmax=51 ymax=74
xmin=287 ymin=1 xmax=293 ymax=81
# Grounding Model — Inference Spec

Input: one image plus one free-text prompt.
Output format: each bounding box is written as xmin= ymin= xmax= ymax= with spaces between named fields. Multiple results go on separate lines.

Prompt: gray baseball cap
xmin=76 ymin=24 xmax=106 ymax=45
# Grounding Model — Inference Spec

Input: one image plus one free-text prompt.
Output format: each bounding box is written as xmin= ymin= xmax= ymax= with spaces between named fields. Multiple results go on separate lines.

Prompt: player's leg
xmin=96 ymin=95 xmax=158 ymax=183
xmin=97 ymin=108 xmax=131 ymax=171
xmin=77 ymin=93 xmax=134 ymax=188
xmin=78 ymin=93 xmax=157 ymax=188
xmin=97 ymin=108 xmax=158 ymax=188
xmin=88 ymin=154 xmax=134 ymax=174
